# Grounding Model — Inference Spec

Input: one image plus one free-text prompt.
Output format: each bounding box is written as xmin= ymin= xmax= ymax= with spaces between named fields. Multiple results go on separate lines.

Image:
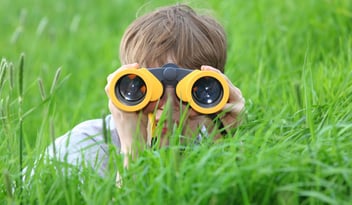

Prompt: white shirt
xmin=45 ymin=115 xmax=120 ymax=176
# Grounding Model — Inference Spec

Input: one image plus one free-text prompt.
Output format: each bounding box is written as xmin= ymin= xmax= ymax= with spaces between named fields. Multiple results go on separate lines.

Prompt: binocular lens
xmin=116 ymin=74 xmax=147 ymax=105
xmin=192 ymin=77 xmax=223 ymax=107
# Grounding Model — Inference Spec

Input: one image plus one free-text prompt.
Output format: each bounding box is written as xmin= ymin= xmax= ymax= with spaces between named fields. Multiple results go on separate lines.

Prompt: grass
xmin=1 ymin=0 xmax=352 ymax=204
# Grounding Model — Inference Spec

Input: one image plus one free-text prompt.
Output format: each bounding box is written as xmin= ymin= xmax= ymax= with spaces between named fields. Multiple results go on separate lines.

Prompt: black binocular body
xmin=108 ymin=63 xmax=229 ymax=114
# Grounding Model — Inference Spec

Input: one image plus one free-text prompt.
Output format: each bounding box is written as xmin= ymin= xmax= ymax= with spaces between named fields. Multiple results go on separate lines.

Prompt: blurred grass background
xmin=1 ymin=0 xmax=352 ymax=204
xmin=1 ymin=0 xmax=350 ymax=144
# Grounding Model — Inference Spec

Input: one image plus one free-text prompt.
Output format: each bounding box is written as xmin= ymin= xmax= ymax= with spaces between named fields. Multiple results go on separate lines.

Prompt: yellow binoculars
xmin=108 ymin=63 xmax=229 ymax=114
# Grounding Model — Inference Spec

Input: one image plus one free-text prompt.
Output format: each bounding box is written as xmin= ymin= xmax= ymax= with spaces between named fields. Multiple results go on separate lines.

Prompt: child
xmin=45 ymin=4 xmax=245 ymax=177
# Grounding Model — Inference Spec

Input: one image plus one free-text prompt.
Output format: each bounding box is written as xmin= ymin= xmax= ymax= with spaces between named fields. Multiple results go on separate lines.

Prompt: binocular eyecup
xmin=108 ymin=63 xmax=229 ymax=114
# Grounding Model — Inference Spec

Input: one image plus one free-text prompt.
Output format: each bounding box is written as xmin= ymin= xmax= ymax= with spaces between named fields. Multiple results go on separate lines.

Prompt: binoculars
xmin=108 ymin=63 xmax=229 ymax=114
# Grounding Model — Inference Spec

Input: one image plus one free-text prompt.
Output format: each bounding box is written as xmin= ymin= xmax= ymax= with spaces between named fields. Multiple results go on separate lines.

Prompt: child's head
xmin=115 ymin=4 xmax=230 ymax=143
xmin=119 ymin=4 xmax=227 ymax=72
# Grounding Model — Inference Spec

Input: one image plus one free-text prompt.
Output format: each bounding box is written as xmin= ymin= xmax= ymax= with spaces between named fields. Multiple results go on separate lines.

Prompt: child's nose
xmin=158 ymin=87 xmax=180 ymax=110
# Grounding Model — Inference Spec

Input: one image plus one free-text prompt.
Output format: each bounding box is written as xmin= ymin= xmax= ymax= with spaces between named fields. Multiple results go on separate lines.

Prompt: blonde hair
xmin=119 ymin=4 xmax=227 ymax=72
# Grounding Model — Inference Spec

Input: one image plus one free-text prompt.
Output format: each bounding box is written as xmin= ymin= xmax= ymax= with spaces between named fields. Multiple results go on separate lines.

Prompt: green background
xmin=1 ymin=0 xmax=351 ymax=204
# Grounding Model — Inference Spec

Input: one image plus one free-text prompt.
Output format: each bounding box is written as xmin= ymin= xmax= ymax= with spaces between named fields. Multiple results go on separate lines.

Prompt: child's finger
xmin=107 ymin=63 xmax=139 ymax=82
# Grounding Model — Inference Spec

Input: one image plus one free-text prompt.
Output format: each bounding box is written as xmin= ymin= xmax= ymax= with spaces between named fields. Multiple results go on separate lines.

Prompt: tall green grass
xmin=1 ymin=0 xmax=352 ymax=204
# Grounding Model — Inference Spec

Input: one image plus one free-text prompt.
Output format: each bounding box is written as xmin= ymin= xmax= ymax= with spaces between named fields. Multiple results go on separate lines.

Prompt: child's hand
xmin=201 ymin=65 xmax=245 ymax=132
xmin=105 ymin=63 xmax=148 ymax=167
